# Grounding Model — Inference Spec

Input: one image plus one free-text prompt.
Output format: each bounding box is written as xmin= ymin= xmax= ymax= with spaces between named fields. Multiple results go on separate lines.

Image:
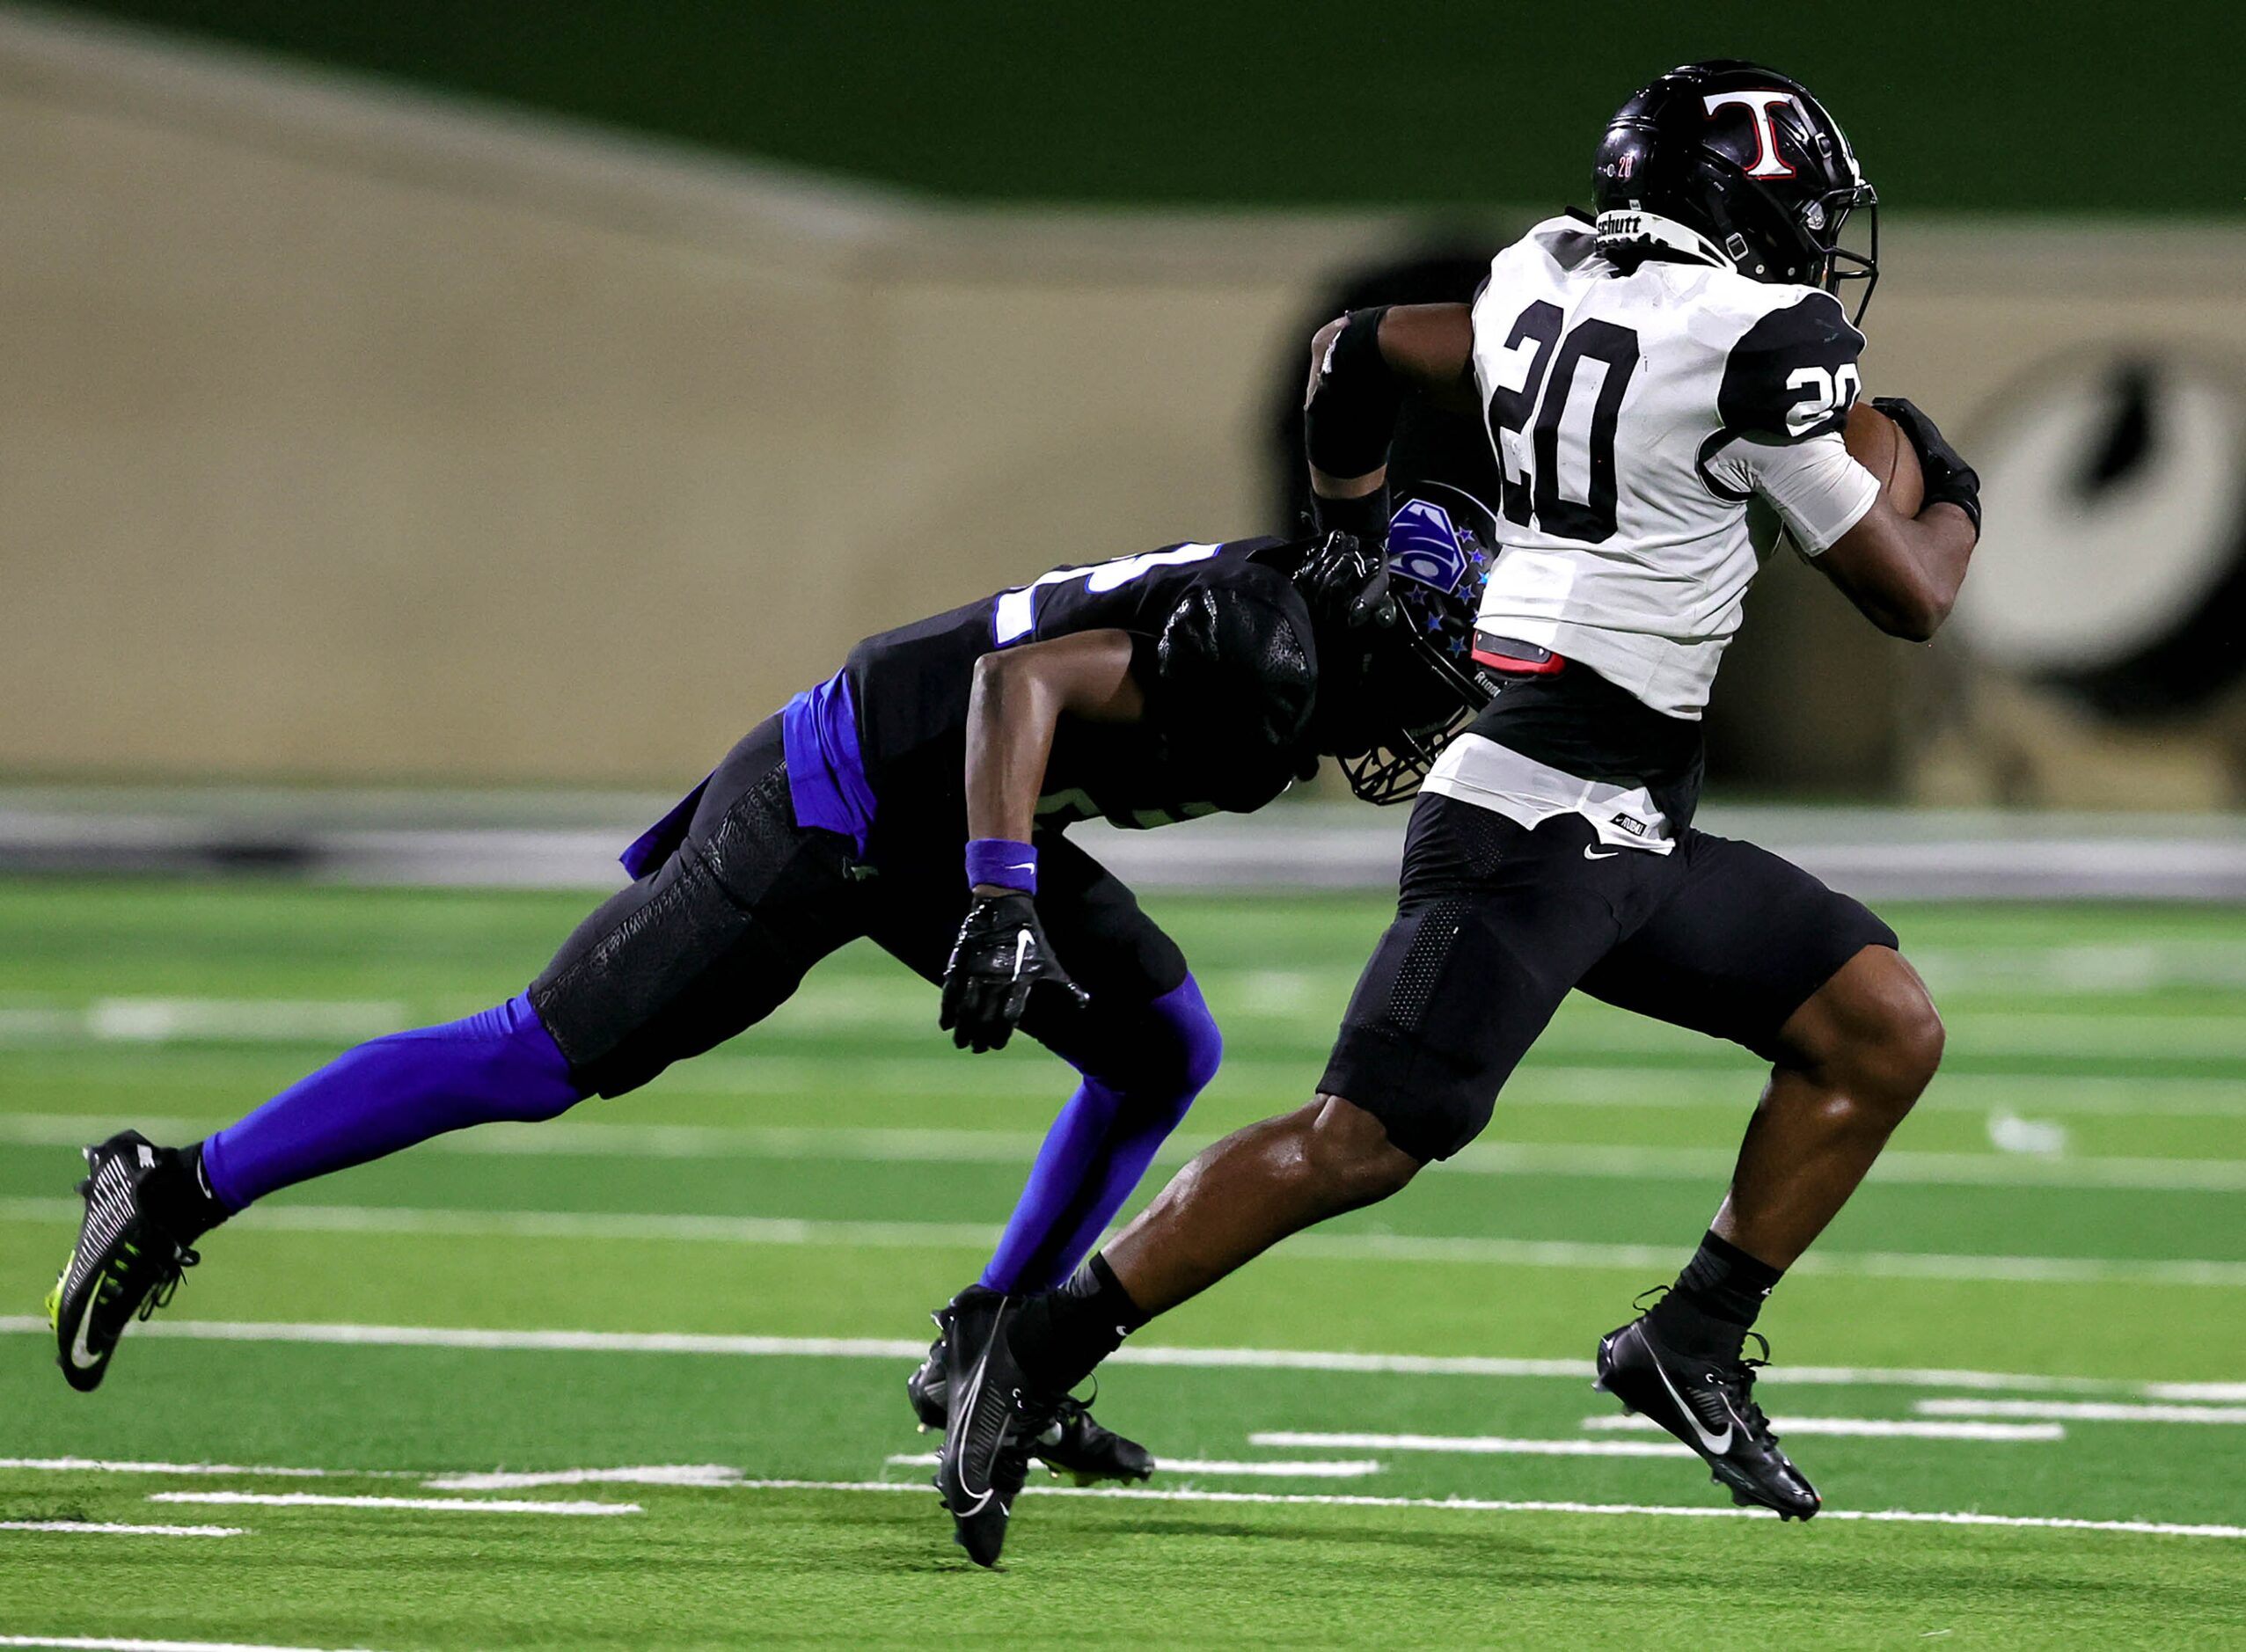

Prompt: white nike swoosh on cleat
xmin=947 ymin=1316 xmax=1000 ymax=1509
xmin=68 ymin=1288 xmax=105 ymax=1371
xmin=1650 ymin=1344 xmax=1732 ymax=1456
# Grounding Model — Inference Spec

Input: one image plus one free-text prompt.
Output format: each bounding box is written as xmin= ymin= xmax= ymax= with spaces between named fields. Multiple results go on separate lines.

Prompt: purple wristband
xmin=966 ymin=837 xmax=1038 ymax=895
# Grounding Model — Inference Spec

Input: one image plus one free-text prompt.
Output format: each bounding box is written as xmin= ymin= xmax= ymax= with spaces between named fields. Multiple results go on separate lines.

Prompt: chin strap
xmin=1594 ymin=208 xmax=1737 ymax=272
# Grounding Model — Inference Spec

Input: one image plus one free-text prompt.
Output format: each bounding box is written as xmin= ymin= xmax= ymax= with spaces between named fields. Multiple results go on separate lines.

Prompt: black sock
xmin=142 ymin=1143 xmax=231 ymax=1245
xmin=1010 ymin=1253 xmax=1147 ymax=1393
xmin=1648 ymin=1230 xmax=1784 ymax=1358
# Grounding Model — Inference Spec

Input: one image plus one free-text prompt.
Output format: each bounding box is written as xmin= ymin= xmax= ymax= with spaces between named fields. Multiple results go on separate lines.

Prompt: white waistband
xmin=1421 ymin=733 xmax=1674 ymax=853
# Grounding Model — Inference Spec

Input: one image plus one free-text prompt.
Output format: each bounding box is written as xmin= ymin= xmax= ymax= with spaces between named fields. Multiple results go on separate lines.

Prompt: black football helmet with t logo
xmin=1591 ymin=61 xmax=1879 ymax=323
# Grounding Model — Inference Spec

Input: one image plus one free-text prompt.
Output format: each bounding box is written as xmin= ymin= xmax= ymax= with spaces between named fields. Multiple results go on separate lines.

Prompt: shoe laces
xmin=1634 ymin=1284 xmax=1783 ymax=1445
xmin=101 ymin=1238 xmax=199 ymax=1322
xmin=1043 ymin=1377 xmax=1105 ymax=1445
xmin=142 ymin=1249 xmax=198 ymax=1319
xmin=1731 ymin=1331 xmax=1779 ymax=1444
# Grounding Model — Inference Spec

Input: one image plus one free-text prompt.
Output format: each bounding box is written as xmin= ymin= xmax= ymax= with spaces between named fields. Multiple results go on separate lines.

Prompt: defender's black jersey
xmin=841 ymin=537 xmax=1320 ymax=853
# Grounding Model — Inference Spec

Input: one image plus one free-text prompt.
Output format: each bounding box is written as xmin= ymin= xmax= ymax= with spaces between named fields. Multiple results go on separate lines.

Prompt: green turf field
xmin=2 ymin=879 xmax=2242 ymax=1648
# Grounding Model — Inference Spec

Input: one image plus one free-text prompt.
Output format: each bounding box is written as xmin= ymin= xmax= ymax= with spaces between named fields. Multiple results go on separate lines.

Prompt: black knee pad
xmin=530 ymin=849 xmax=798 ymax=1099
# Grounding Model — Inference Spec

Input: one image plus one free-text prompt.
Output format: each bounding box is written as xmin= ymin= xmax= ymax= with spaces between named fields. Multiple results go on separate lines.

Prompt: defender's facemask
xmin=1300 ymin=508 xmax=1496 ymax=805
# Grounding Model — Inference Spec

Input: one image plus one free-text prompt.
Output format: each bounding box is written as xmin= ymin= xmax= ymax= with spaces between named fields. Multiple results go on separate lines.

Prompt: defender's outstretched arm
xmin=1304 ymin=303 xmax=1478 ymax=532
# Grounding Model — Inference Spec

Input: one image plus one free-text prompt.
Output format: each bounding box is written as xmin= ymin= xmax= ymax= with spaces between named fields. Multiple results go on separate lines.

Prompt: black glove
xmin=1299 ymin=530 xmax=1400 ymax=630
xmin=940 ymin=892 xmax=1087 ymax=1052
xmin=1872 ymin=396 xmax=1982 ymax=536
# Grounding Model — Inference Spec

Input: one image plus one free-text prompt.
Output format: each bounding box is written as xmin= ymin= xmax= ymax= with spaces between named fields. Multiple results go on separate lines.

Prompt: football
xmin=1845 ymin=398 xmax=1925 ymax=516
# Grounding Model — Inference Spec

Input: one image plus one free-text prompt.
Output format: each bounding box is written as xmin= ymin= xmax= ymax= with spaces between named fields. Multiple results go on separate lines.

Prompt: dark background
xmin=49 ymin=0 xmax=2243 ymax=215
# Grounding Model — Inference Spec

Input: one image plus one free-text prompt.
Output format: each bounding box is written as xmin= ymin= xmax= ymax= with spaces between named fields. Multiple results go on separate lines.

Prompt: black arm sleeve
xmin=1305 ymin=307 xmax=1401 ymax=479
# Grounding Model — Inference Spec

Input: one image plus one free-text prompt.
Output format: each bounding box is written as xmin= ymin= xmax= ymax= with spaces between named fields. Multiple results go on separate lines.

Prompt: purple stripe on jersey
xmin=780 ymin=669 xmax=877 ymax=853
xmin=619 ymin=773 xmax=713 ymax=878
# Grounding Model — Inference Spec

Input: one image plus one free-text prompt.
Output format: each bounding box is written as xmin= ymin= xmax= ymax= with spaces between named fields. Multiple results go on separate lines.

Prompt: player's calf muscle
xmin=1106 ymin=1094 xmax=1419 ymax=1314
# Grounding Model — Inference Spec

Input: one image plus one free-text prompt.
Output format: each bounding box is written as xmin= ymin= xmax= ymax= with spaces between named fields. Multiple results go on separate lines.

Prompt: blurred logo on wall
xmin=1951 ymin=348 xmax=2246 ymax=717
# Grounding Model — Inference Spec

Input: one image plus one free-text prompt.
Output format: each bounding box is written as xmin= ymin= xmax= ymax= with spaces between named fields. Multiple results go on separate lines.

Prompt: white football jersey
xmin=1466 ymin=216 xmax=1880 ymax=720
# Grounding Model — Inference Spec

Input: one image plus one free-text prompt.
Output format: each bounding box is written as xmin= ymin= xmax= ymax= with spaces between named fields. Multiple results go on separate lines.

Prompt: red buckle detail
xmin=1471 ymin=632 xmax=1566 ymax=676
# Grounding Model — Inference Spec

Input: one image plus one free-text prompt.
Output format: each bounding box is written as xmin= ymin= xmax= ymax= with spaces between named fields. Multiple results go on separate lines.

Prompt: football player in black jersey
xmin=940 ymin=62 xmax=1982 ymax=1565
xmin=45 ymin=528 xmax=1489 ymax=1485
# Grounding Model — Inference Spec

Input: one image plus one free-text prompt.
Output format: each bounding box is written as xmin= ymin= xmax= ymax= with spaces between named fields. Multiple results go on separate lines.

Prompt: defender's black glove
xmin=1299 ymin=530 xmax=1400 ymax=630
xmin=940 ymin=892 xmax=1087 ymax=1052
xmin=1873 ymin=396 xmax=1983 ymax=536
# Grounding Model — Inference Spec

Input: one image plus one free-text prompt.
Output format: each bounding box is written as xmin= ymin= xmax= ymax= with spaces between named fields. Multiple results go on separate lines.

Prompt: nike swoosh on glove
xmin=940 ymin=892 xmax=1088 ymax=1052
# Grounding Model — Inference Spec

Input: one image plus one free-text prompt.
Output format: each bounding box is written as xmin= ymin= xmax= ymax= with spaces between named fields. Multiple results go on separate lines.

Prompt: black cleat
xmin=46 ymin=1131 xmax=201 ymax=1393
xmin=932 ymin=1291 xmax=1062 ymax=1568
xmin=906 ymin=1316 xmax=954 ymax=1432
xmin=1596 ymin=1312 xmax=1820 ymax=1521
xmin=911 ymin=1289 xmax=1154 ymax=1487
xmin=1035 ymin=1395 xmax=1155 ymax=1487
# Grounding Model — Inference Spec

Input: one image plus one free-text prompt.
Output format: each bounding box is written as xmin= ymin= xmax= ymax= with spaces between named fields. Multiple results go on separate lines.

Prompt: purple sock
xmin=980 ymin=974 xmax=1221 ymax=1293
xmin=199 ymin=994 xmax=585 ymax=1211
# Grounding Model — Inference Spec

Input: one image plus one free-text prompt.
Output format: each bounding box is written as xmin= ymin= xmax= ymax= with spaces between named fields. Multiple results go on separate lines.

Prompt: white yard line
xmin=145 ymin=1492 xmax=637 ymax=1516
xmin=726 ymin=1477 xmax=2246 ymax=1539
xmin=0 ymin=1000 xmax=407 ymax=1048
xmin=1580 ymin=1416 xmax=2064 ymax=1441
xmin=883 ymin=1451 xmax=1385 ymax=1479
xmin=0 ymin=1115 xmax=225 ymax=1149
xmin=1914 ymin=1399 xmax=2246 ymax=1424
xmin=1506 ymin=1071 xmax=2246 ymax=1118
xmin=11 ymin=1110 xmax=2244 ymax=1192
xmin=5 ymin=1198 xmax=2237 ymax=1288
xmin=12 ymin=996 xmax=2240 ymax=1056
xmin=0 ymin=1197 xmax=1005 ymax=1254
xmin=0 ymin=1314 xmax=2229 ymax=1399
xmin=82 ymin=1056 xmax=2234 ymax=1119
xmin=1279 ymin=1232 xmax=2246 ymax=1288
xmin=1442 ymin=1144 xmax=2246 ymax=1193
xmin=0 ymin=1523 xmax=247 ymax=1539
xmin=2141 ymin=1382 xmax=2246 ymax=1402
xmin=1249 ymin=1432 xmax=1690 ymax=1458
xmin=422 ymin=1466 xmax=743 ymax=1490
xmin=0 ymin=1452 xmax=1385 ymax=1488
xmin=0 ymin=1458 xmax=409 ymax=1479
xmin=0 ymin=1641 xmax=374 ymax=1652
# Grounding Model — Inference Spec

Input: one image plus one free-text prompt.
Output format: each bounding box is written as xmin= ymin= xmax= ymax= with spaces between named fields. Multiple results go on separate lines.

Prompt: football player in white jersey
xmin=938 ymin=61 xmax=1982 ymax=1561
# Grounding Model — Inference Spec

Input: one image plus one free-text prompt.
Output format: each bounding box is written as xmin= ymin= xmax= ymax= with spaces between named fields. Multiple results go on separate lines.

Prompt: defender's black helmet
xmin=1592 ymin=60 xmax=1878 ymax=322
xmin=1287 ymin=508 xmax=1496 ymax=806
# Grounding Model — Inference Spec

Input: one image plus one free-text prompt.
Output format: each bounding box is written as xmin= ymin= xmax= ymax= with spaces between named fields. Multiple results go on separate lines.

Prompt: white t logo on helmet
xmin=1702 ymin=90 xmax=1803 ymax=179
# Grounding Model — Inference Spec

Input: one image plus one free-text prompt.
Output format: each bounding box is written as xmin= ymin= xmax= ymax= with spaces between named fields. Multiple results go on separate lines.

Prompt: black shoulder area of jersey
xmin=1716 ymin=289 xmax=1865 ymax=443
xmin=1006 ymin=537 xmax=1283 ymax=647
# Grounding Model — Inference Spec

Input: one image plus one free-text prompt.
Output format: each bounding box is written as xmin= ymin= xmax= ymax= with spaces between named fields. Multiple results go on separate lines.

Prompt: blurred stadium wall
xmin=4 ymin=5 xmax=2245 ymax=799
